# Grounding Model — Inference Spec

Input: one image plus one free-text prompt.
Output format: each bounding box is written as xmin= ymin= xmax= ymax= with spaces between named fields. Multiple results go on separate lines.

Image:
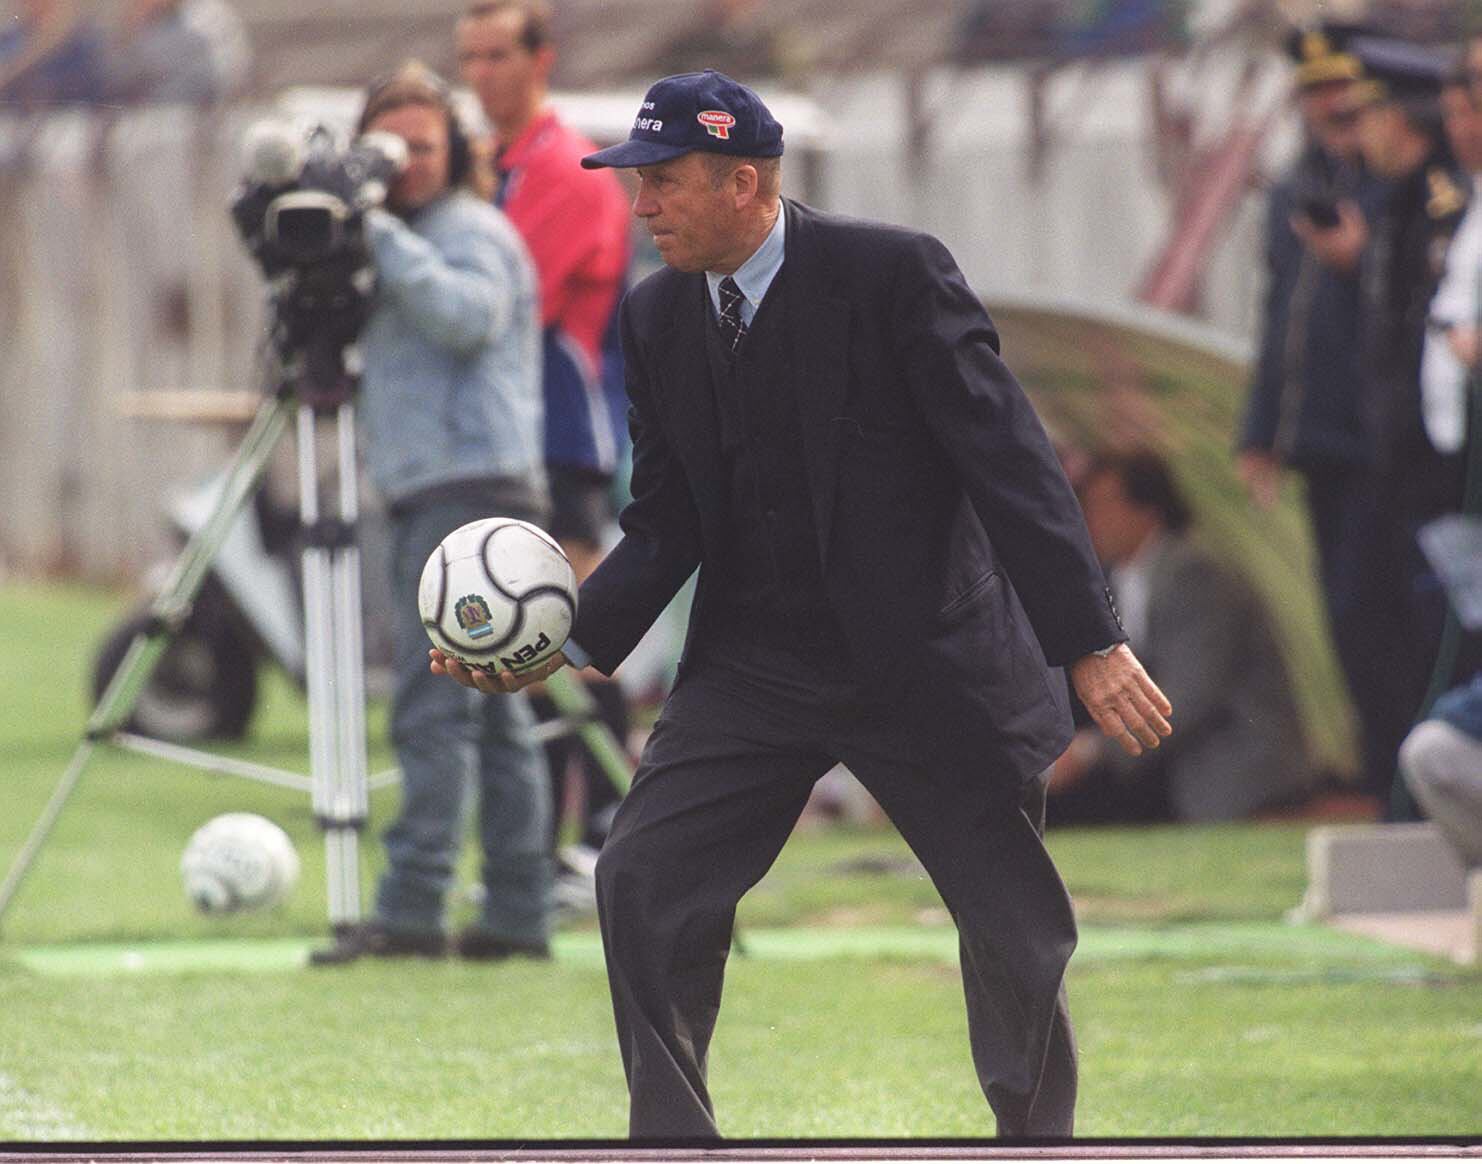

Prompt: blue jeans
xmin=375 ymin=494 xmax=553 ymax=942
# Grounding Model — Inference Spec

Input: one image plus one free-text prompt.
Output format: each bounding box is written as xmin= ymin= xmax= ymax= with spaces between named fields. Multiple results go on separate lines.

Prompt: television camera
xmin=230 ymin=121 xmax=408 ymax=406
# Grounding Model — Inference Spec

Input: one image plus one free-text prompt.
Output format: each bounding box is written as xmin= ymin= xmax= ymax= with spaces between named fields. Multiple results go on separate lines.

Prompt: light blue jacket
xmin=359 ymin=191 xmax=544 ymax=507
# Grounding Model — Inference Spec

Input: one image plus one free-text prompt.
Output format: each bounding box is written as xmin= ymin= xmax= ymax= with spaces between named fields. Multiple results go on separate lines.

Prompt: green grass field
xmin=1 ymin=581 xmax=1479 ymax=1141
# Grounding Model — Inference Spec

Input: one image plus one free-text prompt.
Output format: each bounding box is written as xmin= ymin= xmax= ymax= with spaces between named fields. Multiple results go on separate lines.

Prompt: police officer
xmin=1237 ymin=22 xmax=1388 ymax=806
xmin=1350 ymin=35 xmax=1470 ymax=813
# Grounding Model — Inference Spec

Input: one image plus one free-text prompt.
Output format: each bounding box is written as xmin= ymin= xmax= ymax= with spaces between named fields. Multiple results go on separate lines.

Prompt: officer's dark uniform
xmin=1240 ymin=24 xmax=1389 ymax=797
xmin=1351 ymin=37 xmax=1471 ymax=808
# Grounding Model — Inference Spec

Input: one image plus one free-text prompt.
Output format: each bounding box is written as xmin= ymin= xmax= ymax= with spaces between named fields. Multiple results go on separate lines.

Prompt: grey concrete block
xmin=1469 ymin=869 xmax=1482 ymax=966
xmin=1300 ymin=823 xmax=1470 ymax=918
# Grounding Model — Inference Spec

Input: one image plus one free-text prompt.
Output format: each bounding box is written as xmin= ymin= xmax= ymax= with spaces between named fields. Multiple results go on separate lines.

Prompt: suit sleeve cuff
xmin=561 ymin=639 xmax=592 ymax=669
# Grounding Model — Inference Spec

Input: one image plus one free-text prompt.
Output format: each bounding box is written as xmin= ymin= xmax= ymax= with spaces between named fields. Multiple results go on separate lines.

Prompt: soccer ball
xmin=419 ymin=517 xmax=577 ymax=674
xmin=180 ymin=812 xmax=300 ymax=914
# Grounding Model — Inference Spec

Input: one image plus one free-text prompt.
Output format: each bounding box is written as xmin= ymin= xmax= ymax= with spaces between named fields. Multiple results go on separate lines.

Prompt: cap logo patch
xmin=697 ymin=110 xmax=736 ymax=139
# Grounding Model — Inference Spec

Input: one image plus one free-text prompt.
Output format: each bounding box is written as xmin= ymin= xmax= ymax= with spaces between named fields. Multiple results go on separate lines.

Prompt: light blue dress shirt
xmin=705 ymin=208 xmax=786 ymax=326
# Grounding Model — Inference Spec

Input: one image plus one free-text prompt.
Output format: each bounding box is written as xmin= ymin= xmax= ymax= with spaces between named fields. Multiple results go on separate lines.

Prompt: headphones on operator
xmin=357 ymin=61 xmax=473 ymax=188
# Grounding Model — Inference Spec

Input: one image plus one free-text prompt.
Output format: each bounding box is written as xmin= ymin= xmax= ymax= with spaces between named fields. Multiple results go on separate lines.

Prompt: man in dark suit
xmin=433 ymin=70 xmax=1172 ymax=1139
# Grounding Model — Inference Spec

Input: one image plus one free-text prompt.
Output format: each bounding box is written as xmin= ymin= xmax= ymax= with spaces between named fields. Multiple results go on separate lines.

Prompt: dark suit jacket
xmin=574 ymin=200 xmax=1124 ymax=784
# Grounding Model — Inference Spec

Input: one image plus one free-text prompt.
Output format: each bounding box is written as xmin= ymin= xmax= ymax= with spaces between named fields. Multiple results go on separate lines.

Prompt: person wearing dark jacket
xmin=433 ymin=71 xmax=1172 ymax=1139
xmin=1350 ymin=36 xmax=1471 ymax=811
xmin=1238 ymin=21 xmax=1388 ymax=804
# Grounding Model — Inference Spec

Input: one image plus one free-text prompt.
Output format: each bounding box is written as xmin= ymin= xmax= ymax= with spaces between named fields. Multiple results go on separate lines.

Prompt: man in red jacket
xmin=457 ymin=0 xmax=634 ymax=862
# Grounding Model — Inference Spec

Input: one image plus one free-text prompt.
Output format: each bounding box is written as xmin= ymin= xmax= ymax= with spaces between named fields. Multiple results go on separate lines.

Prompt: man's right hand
xmin=1290 ymin=199 xmax=1367 ymax=272
xmin=429 ymin=648 xmax=569 ymax=694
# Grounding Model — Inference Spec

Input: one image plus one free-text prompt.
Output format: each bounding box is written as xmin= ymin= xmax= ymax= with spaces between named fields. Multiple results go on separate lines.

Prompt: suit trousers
xmin=593 ymin=644 xmax=1079 ymax=1139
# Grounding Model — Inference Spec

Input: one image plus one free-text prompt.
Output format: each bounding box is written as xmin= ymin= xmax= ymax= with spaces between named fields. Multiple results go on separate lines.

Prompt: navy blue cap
xmin=1351 ymin=36 xmax=1453 ymax=104
xmin=581 ymin=70 xmax=784 ymax=170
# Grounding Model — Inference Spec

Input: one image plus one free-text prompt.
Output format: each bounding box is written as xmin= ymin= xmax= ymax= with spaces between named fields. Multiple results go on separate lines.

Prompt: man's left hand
xmin=430 ymin=647 xmax=568 ymax=694
xmin=1069 ymin=644 xmax=1173 ymax=756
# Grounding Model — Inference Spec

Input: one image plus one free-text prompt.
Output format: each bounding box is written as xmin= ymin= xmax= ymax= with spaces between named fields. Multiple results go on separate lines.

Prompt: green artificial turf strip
xmin=1 ymin=944 xmax=1478 ymax=1140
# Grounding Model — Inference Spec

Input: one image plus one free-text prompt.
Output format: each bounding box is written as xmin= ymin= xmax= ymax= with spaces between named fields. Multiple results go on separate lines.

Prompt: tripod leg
xmin=298 ymin=403 xmax=371 ymax=932
xmin=1 ymin=394 xmax=296 ymax=932
xmin=542 ymin=669 xmax=632 ymax=796
xmin=87 ymin=393 xmax=297 ymax=740
xmin=328 ymin=401 xmax=370 ymax=923
xmin=0 ymin=742 xmax=97 ymax=929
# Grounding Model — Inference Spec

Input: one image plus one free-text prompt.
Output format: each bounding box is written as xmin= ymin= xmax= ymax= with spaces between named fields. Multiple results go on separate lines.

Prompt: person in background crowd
xmin=107 ymin=0 xmax=243 ymax=105
xmin=1349 ymin=35 xmax=1472 ymax=815
xmin=651 ymin=0 xmax=792 ymax=82
xmin=0 ymin=0 xmax=108 ymax=107
xmin=1237 ymin=21 xmax=1386 ymax=812
xmin=1420 ymin=36 xmax=1482 ymax=464
xmin=456 ymin=0 xmax=635 ymax=875
xmin=1401 ymin=668 xmax=1482 ymax=869
xmin=1403 ymin=39 xmax=1482 ymax=844
xmin=311 ymin=61 xmax=553 ymax=965
xmin=1050 ymin=450 xmax=1311 ymax=825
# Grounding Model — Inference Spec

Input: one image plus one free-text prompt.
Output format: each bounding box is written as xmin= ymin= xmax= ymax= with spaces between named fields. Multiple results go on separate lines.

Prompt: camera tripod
xmin=0 ymin=372 xmax=634 ymax=937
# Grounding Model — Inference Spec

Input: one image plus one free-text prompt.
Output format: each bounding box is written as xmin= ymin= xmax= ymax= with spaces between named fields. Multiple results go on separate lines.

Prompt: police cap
xmin=1284 ymin=22 xmax=1367 ymax=87
xmin=1350 ymin=36 xmax=1454 ymax=109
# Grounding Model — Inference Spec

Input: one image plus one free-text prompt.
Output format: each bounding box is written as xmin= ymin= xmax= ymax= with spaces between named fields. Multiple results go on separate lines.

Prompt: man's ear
xmin=731 ymin=162 xmax=760 ymax=208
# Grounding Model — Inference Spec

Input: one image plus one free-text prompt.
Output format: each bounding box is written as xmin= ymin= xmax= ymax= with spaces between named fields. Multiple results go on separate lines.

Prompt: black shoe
xmin=309 ymin=922 xmax=447 ymax=966
xmin=454 ymin=929 xmax=552 ymax=962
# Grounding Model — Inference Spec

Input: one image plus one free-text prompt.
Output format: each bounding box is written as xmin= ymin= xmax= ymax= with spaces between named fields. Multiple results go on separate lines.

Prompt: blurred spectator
xmin=0 ymin=0 xmax=108 ymax=107
xmin=456 ymin=0 xmax=633 ymax=877
xmin=107 ymin=0 xmax=248 ymax=105
xmin=954 ymin=0 xmax=1059 ymax=61
xmin=180 ymin=0 xmax=251 ymax=98
xmin=651 ymin=0 xmax=791 ymax=82
xmin=1421 ymin=36 xmax=1482 ymax=459
xmin=1405 ymin=41 xmax=1482 ymax=848
xmin=955 ymin=0 xmax=1184 ymax=64
xmin=1401 ymin=671 xmax=1482 ymax=869
xmin=1236 ymin=22 xmax=1386 ymax=805
xmin=1349 ymin=36 xmax=1472 ymax=814
xmin=1047 ymin=450 xmax=1310 ymax=825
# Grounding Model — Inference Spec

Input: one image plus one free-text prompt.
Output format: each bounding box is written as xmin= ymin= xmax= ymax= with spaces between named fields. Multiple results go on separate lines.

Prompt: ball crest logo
xmin=454 ymin=594 xmax=496 ymax=639
xmin=697 ymin=110 xmax=736 ymax=139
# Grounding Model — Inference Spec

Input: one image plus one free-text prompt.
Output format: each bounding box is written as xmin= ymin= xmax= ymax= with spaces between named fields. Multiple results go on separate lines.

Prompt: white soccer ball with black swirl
xmin=180 ymin=812 xmax=300 ymax=915
xmin=418 ymin=517 xmax=577 ymax=674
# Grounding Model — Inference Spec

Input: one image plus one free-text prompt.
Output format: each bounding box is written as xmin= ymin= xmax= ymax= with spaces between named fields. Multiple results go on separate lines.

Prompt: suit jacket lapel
xmin=651 ymin=273 xmax=726 ymax=525
xmin=782 ymin=200 xmax=850 ymax=569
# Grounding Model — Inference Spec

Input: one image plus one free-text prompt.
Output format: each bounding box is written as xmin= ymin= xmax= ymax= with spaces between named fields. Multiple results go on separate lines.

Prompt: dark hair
xmin=357 ymin=60 xmax=473 ymax=189
xmin=463 ymin=0 xmax=552 ymax=52
xmin=1085 ymin=449 xmax=1193 ymax=534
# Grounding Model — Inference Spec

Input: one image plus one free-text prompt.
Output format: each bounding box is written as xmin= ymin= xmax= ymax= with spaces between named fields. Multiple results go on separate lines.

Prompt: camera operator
xmin=1236 ymin=22 xmax=1388 ymax=808
xmin=312 ymin=60 xmax=554 ymax=964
